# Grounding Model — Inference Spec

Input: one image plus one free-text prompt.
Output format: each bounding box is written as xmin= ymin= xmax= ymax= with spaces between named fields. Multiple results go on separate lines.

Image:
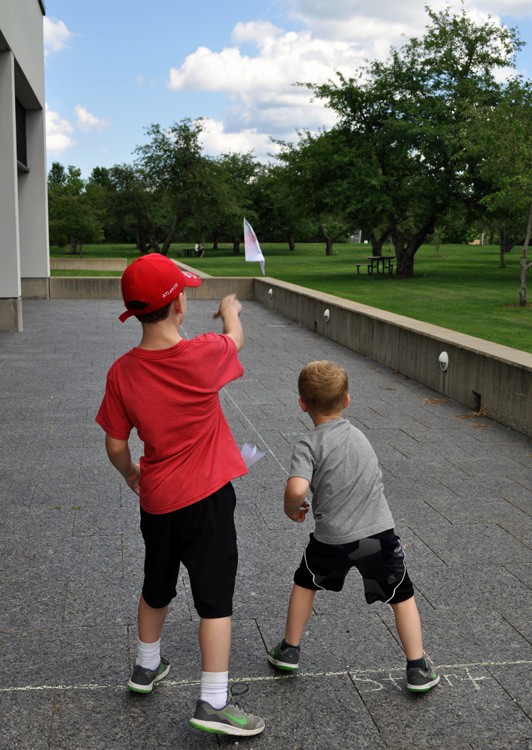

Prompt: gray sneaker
xmin=127 ymin=657 xmax=170 ymax=694
xmin=190 ymin=685 xmax=265 ymax=737
xmin=267 ymin=641 xmax=300 ymax=672
xmin=406 ymin=656 xmax=440 ymax=693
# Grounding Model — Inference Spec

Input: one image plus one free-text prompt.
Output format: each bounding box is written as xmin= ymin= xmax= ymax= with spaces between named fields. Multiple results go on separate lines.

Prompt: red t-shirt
xmin=96 ymin=333 xmax=248 ymax=514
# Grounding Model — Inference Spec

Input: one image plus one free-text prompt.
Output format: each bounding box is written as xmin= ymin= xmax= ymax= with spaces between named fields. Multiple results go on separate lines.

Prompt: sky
xmin=43 ymin=0 xmax=532 ymax=179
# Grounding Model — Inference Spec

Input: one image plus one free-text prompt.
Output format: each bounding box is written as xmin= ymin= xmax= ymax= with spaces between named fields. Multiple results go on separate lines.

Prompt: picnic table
xmin=355 ymin=255 xmax=395 ymax=275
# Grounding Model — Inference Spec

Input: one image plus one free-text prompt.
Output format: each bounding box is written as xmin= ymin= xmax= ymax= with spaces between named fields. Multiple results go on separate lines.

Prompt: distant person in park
xmin=268 ymin=360 xmax=440 ymax=694
xmin=96 ymin=254 xmax=265 ymax=738
xmin=194 ymin=242 xmax=204 ymax=257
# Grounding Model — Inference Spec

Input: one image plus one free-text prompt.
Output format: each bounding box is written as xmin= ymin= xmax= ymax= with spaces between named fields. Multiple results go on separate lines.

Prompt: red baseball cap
xmin=119 ymin=254 xmax=202 ymax=322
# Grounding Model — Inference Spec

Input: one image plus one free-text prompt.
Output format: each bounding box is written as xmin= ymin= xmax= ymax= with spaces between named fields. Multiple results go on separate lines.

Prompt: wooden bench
xmin=355 ymin=263 xmax=373 ymax=274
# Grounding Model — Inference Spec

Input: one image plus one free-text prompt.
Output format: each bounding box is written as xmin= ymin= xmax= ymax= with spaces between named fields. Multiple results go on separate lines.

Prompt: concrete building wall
xmin=0 ymin=0 xmax=49 ymax=331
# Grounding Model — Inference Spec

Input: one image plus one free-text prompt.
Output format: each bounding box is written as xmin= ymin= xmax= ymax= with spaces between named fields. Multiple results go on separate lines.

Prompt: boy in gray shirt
xmin=268 ymin=360 xmax=439 ymax=693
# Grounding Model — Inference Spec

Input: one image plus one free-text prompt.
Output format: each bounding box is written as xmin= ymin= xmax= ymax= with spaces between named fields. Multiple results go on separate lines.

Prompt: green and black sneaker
xmin=190 ymin=685 xmax=265 ymax=737
xmin=127 ymin=657 xmax=170 ymax=694
xmin=267 ymin=640 xmax=300 ymax=672
xmin=406 ymin=655 xmax=440 ymax=693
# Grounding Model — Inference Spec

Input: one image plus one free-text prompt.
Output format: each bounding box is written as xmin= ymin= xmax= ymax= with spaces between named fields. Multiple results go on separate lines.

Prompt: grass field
xmin=50 ymin=242 xmax=532 ymax=352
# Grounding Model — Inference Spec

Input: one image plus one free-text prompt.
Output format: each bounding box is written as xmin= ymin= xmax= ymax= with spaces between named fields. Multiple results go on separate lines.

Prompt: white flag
xmin=240 ymin=442 xmax=266 ymax=469
xmin=243 ymin=218 xmax=265 ymax=275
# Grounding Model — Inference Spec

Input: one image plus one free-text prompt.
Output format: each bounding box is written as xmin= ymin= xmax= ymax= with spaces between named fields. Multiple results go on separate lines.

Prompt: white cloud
xmin=43 ymin=17 xmax=73 ymax=57
xmin=231 ymin=20 xmax=285 ymax=46
xmin=169 ymin=33 xmax=362 ymax=96
xmin=45 ymin=105 xmax=75 ymax=154
xmin=74 ymin=105 xmax=111 ymax=132
xmin=199 ymin=118 xmax=280 ymax=160
xmin=167 ymin=0 xmax=530 ymax=157
xmin=167 ymin=20 xmax=367 ymax=155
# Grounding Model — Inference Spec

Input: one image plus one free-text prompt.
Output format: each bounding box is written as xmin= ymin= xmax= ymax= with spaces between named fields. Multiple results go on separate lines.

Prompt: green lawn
xmin=50 ymin=242 xmax=532 ymax=352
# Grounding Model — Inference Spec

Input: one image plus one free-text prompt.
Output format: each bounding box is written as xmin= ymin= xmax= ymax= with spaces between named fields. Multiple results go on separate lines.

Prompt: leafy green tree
xmin=212 ymin=153 xmax=259 ymax=255
xmin=106 ymin=164 xmax=159 ymax=251
xmin=310 ymin=6 xmax=522 ymax=276
xmin=47 ymin=162 xmax=103 ymax=252
xmin=469 ymin=78 xmax=532 ymax=303
xmin=134 ymin=119 xmax=206 ymax=254
xmin=251 ymin=163 xmax=315 ymax=250
xmin=275 ymin=130 xmax=353 ymax=255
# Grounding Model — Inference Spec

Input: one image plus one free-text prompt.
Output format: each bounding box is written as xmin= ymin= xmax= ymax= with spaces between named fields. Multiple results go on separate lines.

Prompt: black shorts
xmin=294 ymin=529 xmax=414 ymax=604
xmin=140 ymin=482 xmax=238 ymax=618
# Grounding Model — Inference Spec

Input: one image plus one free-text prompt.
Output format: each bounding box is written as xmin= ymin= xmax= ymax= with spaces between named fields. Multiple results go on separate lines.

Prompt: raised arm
xmin=213 ymin=294 xmax=244 ymax=351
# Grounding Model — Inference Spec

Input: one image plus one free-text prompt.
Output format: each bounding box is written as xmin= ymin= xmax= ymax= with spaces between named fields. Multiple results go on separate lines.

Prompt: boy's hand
xmin=213 ymin=293 xmax=242 ymax=320
xmin=287 ymin=501 xmax=310 ymax=523
xmin=213 ymin=294 xmax=244 ymax=351
xmin=284 ymin=477 xmax=310 ymax=521
xmin=125 ymin=462 xmax=141 ymax=496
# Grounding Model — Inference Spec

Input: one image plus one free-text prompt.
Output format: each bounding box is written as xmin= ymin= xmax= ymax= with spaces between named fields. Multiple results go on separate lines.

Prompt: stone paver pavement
xmin=0 ymin=298 xmax=531 ymax=749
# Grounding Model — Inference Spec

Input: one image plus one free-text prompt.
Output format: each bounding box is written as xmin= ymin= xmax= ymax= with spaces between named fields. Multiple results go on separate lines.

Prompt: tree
xmin=212 ymin=153 xmax=259 ymax=255
xmin=106 ymin=164 xmax=159 ymax=251
xmin=252 ymin=163 xmax=316 ymax=250
xmin=310 ymin=6 xmax=523 ymax=277
xmin=469 ymin=78 xmax=532 ymax=302
xmin=276 ymin=130 xmax=353 ymax=255
xmin=47 ymin=162 xmax=103 ymax=252
xmin=134 ymin=119 xmax=206 ymax=254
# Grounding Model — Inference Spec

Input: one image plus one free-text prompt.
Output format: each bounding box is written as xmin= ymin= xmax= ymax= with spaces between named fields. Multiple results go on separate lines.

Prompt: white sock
xmin=200 ymin=671 xmax=229 ymax=709
xmin=136 ymin=638 xmax=161 ymax=671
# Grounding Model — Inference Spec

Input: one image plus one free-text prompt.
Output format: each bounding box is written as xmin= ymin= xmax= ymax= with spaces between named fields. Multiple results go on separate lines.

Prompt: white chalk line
xmin=2 ymin=659 xmax=530 ymax=694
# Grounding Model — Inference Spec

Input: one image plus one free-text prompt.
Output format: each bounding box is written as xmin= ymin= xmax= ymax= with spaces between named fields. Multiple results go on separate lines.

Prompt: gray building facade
xmin=0 ymin=0 xmax=49 ymax=331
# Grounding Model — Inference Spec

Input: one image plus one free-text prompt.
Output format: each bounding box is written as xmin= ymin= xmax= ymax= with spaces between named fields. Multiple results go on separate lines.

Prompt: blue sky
xmin=44 ymin=0 xmax=532 ymax=178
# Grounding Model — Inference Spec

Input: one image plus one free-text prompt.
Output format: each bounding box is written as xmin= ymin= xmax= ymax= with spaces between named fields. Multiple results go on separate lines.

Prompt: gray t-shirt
xmin=289 ymin=417 xmax=394 ymax=545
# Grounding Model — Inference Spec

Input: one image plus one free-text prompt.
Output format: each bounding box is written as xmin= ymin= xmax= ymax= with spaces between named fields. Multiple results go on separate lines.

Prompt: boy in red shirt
xmin=96 ymin=253 xmax=264 ymax=737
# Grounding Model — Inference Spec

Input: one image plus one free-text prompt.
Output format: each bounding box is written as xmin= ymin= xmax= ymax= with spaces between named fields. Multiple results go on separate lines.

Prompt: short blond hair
xmin=298 ymin=360 xmax=348 ymax=415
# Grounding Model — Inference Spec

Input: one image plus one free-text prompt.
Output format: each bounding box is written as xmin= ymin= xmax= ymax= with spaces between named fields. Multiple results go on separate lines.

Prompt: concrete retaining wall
xmin=253 ymin=277 xmax=532 ymax=437
xmin=29 ymin=274 xmax=531 ymax=437
xmin=49 ymin=276 xmax=122 ymax=300
xmin=21 ymin=277 xmax=49 ymax=298
xmin=50 ymin=258 xmax=127 ymax=271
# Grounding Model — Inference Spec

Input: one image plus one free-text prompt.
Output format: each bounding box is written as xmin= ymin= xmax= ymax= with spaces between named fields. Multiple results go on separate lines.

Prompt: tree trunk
xmin=320 ymin=223 xmax=334 ymax=256
xmin=368 ymin=226 xmax=390 ymax=257
xmin=499 ymin=228 xmax=513 ymax=267
xmin=212 ymin=232 xmax=219 ymax=250
xmin=68 ymin=235 xmax=79 ymax=254
xmin=161 ymin=212 xmax=179 ymax=255
xmin=232 ymin=239 xmax=240 ymax=255
xmin=136 ymin=230 xmax=148 ymax=254
xmin=519 ymin=203 xmax=532 ymax=307
xmin=391 ymin=215 xmax=436 ymax=278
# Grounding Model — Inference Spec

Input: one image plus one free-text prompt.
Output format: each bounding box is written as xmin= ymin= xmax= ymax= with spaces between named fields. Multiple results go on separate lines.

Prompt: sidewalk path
xmin=1 ymin=299 xmax=530 ymax=749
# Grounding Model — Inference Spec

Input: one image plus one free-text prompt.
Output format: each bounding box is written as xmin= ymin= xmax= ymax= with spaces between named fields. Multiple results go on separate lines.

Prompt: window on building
xmin=16 ymin=98 xmax=27 ymax=167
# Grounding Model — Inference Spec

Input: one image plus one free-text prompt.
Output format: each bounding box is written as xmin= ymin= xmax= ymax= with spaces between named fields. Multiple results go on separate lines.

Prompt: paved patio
xmin=1 ymin=297 xmax=531 ymax=749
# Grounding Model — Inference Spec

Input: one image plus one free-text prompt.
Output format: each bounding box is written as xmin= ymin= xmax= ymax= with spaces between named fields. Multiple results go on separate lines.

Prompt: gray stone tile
xmin=414 ymin=523 xmax=531 ymax=565
xmin=0 ymin=693 xmax=55 ymax=750
xmin=359 ymin=664 xmax=532 ymax=749
xmin=1 ymin=298 xmax=531 ymax=748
